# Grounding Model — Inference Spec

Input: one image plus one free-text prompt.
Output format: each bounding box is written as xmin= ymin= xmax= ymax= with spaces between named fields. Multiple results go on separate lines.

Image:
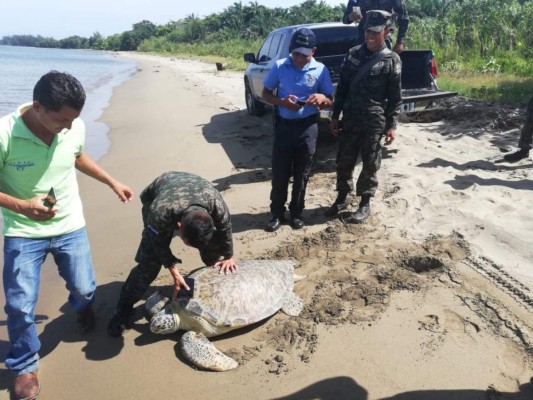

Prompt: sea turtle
xmin=144 ymin=259 xmax=304 ymax=371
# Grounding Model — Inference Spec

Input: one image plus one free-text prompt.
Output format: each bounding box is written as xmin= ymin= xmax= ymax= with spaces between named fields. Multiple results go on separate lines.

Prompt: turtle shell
xmin=178 ymin=259 xmax=295 ymax=328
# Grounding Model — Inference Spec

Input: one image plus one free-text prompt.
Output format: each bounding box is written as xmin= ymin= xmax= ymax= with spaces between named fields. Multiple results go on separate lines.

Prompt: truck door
xmin=250 ymin=33 xmax=284 ymax=97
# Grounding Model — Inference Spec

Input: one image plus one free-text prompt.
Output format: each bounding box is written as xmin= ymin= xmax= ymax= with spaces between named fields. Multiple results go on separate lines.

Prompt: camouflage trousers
xmin=115 ymin=226 xmax=163 ymax=309
xmin=335 ymin=126 xmax=383 ymax=197
xmin=518 ymin=96 xmax=533 ymax=150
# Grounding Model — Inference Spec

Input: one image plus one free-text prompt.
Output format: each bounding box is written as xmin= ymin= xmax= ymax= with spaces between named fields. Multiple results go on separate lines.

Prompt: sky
xmin=1 ymin=0 xmax=344 ymax=40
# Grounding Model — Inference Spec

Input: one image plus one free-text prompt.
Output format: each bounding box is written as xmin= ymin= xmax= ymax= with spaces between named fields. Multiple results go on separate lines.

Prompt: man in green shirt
xmin=0 ymin=71 xmax=133 ymax=400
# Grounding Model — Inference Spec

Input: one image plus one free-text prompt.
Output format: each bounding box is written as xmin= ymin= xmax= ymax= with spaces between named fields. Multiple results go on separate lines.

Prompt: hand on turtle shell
xmin=214 ymin=257 xmax=238 ymax=275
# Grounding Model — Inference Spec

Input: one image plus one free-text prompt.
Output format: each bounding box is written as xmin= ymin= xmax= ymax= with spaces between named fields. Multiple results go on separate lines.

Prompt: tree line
xmin=1 ymin=0 xmax=531 ymax=75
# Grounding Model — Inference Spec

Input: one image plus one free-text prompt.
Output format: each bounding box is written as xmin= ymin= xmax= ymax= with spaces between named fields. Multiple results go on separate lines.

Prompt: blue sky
xmin=1 ymin=0 xmax=343 ymax=39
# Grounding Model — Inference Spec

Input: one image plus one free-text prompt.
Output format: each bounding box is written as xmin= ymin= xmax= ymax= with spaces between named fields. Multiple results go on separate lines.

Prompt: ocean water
xmin=0 ymin=45 xmax=137 ymax=160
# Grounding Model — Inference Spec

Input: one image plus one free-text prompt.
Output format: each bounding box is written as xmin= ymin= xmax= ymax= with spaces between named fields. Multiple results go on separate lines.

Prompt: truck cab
xmin=243 ymin=22 xmax=456 ymax=117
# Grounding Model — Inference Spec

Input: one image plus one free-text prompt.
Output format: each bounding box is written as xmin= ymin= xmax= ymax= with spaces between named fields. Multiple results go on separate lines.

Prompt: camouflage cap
xmin=364 ymin=10 xmax=392 ymax=32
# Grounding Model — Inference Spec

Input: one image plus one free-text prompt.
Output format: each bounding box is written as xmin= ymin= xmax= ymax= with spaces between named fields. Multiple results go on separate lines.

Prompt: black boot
xmin=107 ymin=305 xmax=133 ymax=337
xmin=344 ymin=195 xmax=371 ymax=224
xmin=324 ymin=192 xmax=349 ymax=216
xmin=503 ymin=148 xmax=529 ymax=162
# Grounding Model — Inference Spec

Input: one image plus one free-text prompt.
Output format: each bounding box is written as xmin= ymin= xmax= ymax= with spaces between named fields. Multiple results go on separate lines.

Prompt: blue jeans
xmin=3 ymin=227 xmax=96 ymax=375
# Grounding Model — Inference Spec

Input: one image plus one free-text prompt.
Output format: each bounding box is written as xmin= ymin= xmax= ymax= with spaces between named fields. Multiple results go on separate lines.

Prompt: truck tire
xmin=245 ymin=81 xmax=265 ymax=116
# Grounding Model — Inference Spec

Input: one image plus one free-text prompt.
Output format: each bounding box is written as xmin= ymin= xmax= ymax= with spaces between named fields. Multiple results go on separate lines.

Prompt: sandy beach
xmin=0 ymin=52 xmax=532 ymax=399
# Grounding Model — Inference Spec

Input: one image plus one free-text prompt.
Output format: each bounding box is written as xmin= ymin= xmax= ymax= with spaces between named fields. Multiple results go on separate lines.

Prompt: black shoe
xmin=344 ymin=204 xmax=370 ymax=224
xmin=324 ymin=201 xmax=348 ymax=217
xmin=77 ymin=305 xmax=96 ymax=334
xmin=291 ymin=217 xmax=305 ymax=230
xmin=503 ymin=148 xmax=530 ymax=162
xmin=265 ymin=216 xmax=284 ymax=232
xmin=107 ymin=306 xmax=133 ymax=337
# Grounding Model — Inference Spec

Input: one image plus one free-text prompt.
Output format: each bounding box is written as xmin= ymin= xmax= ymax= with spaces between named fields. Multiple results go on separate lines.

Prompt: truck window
xmin=313 ymin=27 xmax=357 ymax=57
xmin=268 ymin=33 xmax=283 ymax=60
xmin=257 ymin=35 xmax=274 ymax=63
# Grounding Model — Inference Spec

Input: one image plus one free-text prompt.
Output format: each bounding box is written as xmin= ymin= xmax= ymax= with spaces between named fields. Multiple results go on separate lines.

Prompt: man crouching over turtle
xmin=108 ymin=171 xmax=237 ymax=337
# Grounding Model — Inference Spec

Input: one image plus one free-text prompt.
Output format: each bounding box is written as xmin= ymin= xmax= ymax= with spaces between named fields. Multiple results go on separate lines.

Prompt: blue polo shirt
xmin=263 ymin=57 xmax=334 ymax=120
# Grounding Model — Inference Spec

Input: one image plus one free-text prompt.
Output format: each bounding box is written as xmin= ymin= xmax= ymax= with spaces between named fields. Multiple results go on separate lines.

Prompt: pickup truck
xmin=243 ymin=22 xmax=457 ymax=117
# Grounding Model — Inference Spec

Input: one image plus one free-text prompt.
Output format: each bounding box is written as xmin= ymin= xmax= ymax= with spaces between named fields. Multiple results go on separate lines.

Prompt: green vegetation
xmin=437 ymin=74 xmax=533 ymax=104
xmin=1 ymin=0 xmax=531 ymax=103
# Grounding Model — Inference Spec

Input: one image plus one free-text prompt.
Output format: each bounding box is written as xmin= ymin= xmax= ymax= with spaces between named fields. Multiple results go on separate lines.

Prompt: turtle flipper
xmin=150 ymin=305 xmax=179 ymax=334
xmin=145 ymin=291 xmax=170 ymax=318
xmin=180 ymin=331 xmax=238 ymax=371
xmin=281 ymin=291 xmax=303 ymax=316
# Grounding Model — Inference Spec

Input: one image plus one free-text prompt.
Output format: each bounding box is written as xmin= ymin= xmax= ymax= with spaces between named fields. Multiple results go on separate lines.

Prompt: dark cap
xmin=364 ymin=10 xmax=392 ymax=32
xmin=289 ymin=28 xmax=316 ymax=56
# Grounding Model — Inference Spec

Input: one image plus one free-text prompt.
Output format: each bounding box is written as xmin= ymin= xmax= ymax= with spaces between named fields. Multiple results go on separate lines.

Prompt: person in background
xmin=503 ymin=96 xmax=533 ymax=162
xmin=0 ymin=71 xmax=133 ymax=400
xmin=342 ymin=0 xmax=409 ymax=54
xmin=261 ymin=28 xmax=334 ymax=232
xmin=326 ymin=11 xmax=402 ymax=224
xmin=108 ymin=171 xmax=237 ymax=337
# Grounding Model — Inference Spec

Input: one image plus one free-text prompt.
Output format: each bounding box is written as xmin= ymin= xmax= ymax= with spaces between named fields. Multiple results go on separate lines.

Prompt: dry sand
xmin=0 ymin=52 xmax=532 ymax=399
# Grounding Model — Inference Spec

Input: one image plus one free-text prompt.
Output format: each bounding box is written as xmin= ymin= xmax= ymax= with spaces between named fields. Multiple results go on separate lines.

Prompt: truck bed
xmin=400 ymin=50 xmax=457 ymax=103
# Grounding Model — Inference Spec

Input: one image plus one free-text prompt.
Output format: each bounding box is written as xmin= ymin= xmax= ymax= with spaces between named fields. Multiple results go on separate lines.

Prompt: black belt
xmin=277 ymin=113 xmax=319 ymax=125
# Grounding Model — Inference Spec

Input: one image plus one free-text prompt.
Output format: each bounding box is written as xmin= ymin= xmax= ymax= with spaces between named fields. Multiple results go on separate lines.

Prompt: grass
xmin=437 ymin=71 xmax=533 ymax=104
xmin=140 ymin=42 xmax=531 ymax=105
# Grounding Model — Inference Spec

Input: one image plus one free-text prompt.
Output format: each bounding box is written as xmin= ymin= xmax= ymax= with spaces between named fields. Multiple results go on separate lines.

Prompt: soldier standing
xmin=342 ymin=0 xmax=409 ymax=54
xmin=108 ymin=171 xmax=237 ymax=337
xmin=503 ymin=95 xmax=533 ymax=162
xmin=326 ymin=10 xmax=402 ymax=224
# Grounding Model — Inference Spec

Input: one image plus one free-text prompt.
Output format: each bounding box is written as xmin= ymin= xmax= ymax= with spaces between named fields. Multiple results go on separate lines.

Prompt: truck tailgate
xmin=400 ymin=50 xmax=457 ymax=104
xmin=403 ymin=88 xmax=458 ymax=103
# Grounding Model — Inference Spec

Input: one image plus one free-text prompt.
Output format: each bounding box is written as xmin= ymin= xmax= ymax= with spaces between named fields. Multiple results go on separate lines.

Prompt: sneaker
xmin=107 ymin=306 xmax=133 ymax=337
xmin=265 ymin=216 xmax=284 ymax=232
xmin=503 ymin=148 xmax=529 ymax=162
xmin=291 ymin=217 xmax=305 ymax=230
xmin=77 ymin=305 xmax=96 ymax=334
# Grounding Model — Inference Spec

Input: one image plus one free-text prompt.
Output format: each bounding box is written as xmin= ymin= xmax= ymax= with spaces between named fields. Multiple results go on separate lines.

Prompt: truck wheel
xmin=245 ymin=82 xmax=265 ymax=116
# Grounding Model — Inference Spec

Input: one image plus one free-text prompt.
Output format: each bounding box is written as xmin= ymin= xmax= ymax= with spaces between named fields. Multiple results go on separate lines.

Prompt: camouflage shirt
xmin=343 ymin=0 xmax=410 ymax=44
xmin=332 ymin=43 xmax=402 ymax=131
xmin=140 ymin=171 xmax=233 ymax=267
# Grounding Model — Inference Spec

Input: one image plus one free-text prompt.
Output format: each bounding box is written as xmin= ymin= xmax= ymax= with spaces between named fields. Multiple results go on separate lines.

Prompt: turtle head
xmin=150 ymin=304 xmax=180 ymax=334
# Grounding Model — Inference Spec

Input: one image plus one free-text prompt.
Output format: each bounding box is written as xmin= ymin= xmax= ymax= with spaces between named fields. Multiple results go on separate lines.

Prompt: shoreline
xmin=83 ymin=53 xmax=138 ymax=161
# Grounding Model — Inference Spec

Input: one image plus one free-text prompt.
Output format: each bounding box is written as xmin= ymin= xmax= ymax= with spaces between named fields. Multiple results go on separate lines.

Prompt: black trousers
xmin=270 ymin=114 xmax=318 ymax=218
xmin=518 ymin=96 xmax=533 ymax=150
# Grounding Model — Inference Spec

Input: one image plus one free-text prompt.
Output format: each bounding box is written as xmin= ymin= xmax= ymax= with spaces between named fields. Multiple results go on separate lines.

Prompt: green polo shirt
xmin=0 ymin=103 xmax=86 ymax=238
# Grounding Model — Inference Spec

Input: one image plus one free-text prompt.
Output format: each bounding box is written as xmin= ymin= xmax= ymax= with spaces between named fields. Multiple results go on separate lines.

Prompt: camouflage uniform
xmin=343 ymin=0 xmax=410 ymax=47
xmin=518 ymin=96 xmax=533 ymax=150
xmin=331 ymin=43 xmax=402 ymax=197
xmin=117 ymin=171 xmax=233 ymax=309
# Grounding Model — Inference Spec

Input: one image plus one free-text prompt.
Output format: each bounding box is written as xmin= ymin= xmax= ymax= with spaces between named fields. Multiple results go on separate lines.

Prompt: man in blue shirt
xmin=262 ymin=28 xmax=334 ymax=232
